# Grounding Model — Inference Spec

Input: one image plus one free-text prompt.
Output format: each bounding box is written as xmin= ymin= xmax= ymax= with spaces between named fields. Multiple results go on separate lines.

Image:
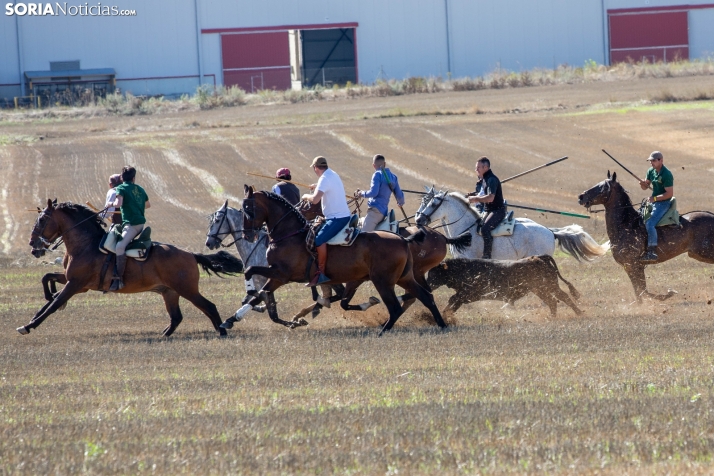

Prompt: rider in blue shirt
xmin=356 ymin=154 xmax=405 ymax=231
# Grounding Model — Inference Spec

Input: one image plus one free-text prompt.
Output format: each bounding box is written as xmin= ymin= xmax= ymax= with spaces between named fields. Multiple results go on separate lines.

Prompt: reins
xmin=32 ymin=205 xmax=109 ymax=253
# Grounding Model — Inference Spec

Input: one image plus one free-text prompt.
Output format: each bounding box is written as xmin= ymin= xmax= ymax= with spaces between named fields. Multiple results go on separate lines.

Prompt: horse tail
xmin=193 ymin=251 xmax=243 ymax=277
xmin=404 ymin=228 xmax=426 ymax=244
xmin=541 ymin=255 xmax=581 ymax=301
xmin=549 ymin=225 xmax=610 ymax=262
xmin=445 ymin=231 xmax=472 ymax=253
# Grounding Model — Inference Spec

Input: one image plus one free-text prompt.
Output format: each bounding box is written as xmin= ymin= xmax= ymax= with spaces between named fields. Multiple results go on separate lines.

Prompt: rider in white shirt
xmin=301 ymin=156 xmax=351 ymax=286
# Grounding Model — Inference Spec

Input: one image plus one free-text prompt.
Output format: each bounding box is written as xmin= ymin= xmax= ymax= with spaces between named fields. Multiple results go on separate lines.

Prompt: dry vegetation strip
xmin=2 ymin=262 xmax=714 ymax=474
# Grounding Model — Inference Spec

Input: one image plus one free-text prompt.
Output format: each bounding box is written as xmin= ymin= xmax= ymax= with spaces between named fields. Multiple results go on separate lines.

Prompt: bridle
xmin=206 ymin=209 xmax=241 ymax=248
xmin=243 ymin=195 xmax=307 ymax=245
xmin=417 ymin=191 xmax=474 ymax=231
xmin=30 ymin=204 xmax=109 ymax=253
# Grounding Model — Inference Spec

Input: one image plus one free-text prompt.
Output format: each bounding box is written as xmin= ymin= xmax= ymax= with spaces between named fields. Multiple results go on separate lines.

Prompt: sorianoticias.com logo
xmin=5 ymin=2 xmax=136 ymax=16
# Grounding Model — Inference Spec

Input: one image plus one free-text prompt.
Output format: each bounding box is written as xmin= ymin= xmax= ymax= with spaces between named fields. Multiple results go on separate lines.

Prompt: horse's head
xmin=205 ymin=199 xmax=233 ymax=250
xmin=578 ymin=171 xmax=616 ymax=209
xmin=415 ymin=187 xmax=446 ymax=226
xmin=242 ymin=185 xmax=266 ymax=243
xmin=29 ymin=198 xmax=59 ymax=258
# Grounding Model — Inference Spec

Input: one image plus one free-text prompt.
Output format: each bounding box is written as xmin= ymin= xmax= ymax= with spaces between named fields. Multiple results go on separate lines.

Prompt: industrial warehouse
xmin=2 ymin=0 xmax=714 ymax=102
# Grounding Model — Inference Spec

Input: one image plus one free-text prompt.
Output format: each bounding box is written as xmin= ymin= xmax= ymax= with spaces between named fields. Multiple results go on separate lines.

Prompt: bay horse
xmin=578 ymin=171 xmax=714 ymax=302
xmin=19 ymin=199 xmax=243 ymax=337
xmin=230 ymin=186 xmax=447 ymax=335
xmin=205 ymin=201 xmax=381 ymax=326
xmin=297 ymin=198 xmax=472 ymax=313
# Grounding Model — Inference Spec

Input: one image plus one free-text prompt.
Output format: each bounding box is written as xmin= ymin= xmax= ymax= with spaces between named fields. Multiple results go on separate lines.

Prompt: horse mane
xmin=56 ymin=202 xmax=107 ymax=233
xmin=447 ymin=192 xmax=481 ymax=220
xmin=262 ymin=191 xmax=309 ymax=227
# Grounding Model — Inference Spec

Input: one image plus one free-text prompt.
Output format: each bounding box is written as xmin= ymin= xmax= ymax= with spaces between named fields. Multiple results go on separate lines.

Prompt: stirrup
xmin=306 ymin=273 xmax=330 ymax=287
xmin=108 ymin=276 xmax=124 ymax=291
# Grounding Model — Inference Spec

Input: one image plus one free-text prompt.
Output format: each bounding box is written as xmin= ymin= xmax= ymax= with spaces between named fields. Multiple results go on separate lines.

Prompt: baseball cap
xmin=647 ymin=151 xmax=663 ymax=161
xmin=276 ymin=168 xmax=291 ymax=178
xmin=310 ymin=156 xmax=328 ymax=167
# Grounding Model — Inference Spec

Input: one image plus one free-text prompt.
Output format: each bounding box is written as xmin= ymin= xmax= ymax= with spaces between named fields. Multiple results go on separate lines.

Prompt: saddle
xmin=476 ymin=210 xmax=515 ymax=237
xmin=358 ymin=209 xmax=399 ymax=234
xmin=641 ymin=197 xmax=680 ymax=227
xmin=326 ymin=213 xmax=360 ymax=246
xmin=99 ymin=224 xmax=153 ymax=261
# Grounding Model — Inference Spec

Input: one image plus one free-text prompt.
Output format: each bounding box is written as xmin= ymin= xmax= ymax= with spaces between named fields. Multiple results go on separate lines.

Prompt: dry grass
xmin=3 ymin=58 xmax=714 ymax=122
xmin=2 ymin=252 xmax=714 ymax=474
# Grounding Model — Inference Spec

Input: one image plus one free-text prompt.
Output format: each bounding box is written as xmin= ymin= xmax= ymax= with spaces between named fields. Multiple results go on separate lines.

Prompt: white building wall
xmin=1 ymin=0 xmax=714 ymax=101
xmin=689 ymin=9 xmax=714 ymax=59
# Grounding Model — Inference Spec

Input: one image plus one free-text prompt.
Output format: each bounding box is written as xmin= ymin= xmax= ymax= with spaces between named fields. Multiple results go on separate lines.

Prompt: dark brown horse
xmin=20 ymin=199 xmax=243 ymax=337
xmin=297 ymin=199 xmax=471 ymax=313
xmin=228 ymin=187 xmax=446 ymax=335
xmin=578 ymin=171 xmax=714 ymax=302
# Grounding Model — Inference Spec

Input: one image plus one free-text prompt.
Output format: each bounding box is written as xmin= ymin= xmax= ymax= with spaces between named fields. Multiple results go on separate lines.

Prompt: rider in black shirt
xmin=468 ymin=157 xmax=505 ymax=259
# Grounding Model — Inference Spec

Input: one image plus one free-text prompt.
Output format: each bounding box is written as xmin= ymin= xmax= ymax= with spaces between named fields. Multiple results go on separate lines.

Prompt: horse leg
xmin=263 ymin=290 xmax=306 ymax=328
xmin=160 ymin=289 xmax=184 ymax=337
xmin=624 ymin=263 xmax=676 ymax=303
xmin=179 ymin=290 xmax=226 ymax=337
xmin=18 ymin=280 xmax=83 ymax=335
xmin=42 ymin=272 xmax=69 ymax=311
xmin=399 ymin=278 xmax=447 ymax=329
xmin=339 ymin=280 xmax=381 ymax=312
xmin=374 ymin=284 xmax=405 ymax=336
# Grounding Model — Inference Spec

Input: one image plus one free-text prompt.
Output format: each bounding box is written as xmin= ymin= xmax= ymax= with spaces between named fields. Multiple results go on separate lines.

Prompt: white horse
xmin=205 ymin=201 xmax=379 ymax=325
xmin=415 ymin=188 xmax=609 ymax=261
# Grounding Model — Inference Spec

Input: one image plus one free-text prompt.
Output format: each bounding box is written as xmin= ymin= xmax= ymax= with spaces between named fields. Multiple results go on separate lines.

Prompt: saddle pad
xmin=478 ymin=210 xmax=515 ymax=237
xmin=326 ymin=214 xmax=360 ymax=246
xmin=99 ymin=224 xmax=152 ymax=260
xmin=643 ymin=197 xmax=680 ymax=227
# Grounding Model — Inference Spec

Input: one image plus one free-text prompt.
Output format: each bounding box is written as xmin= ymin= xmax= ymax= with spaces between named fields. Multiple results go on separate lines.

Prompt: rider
xmin=271 ymin=168 xmax=301 ymax=205
xmin=109 ymin=166 xmax=151 ymax=291
xmin=301 ymin=156 xmax=351 ymax=286
xmin=103 ymin=173 xmax=123 ymax=225
xmin=355 ymin=154 xmax=405 ymax=232
xmin=468 ymin=157 xmax=505 ymax=259
xmin=639 ymin=151 xmax=673 ymax=263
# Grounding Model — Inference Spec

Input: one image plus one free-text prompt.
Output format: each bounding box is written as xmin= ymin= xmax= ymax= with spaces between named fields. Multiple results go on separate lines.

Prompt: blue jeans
xmin=315 ymin=216 xmax=351 ymax=246
xmin=646 ymin=200 xmax=671 ymax=247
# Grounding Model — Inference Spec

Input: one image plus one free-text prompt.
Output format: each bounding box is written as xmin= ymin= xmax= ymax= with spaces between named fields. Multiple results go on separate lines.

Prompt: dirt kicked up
xmin=1 ymin=75 xmax=714 ymax=473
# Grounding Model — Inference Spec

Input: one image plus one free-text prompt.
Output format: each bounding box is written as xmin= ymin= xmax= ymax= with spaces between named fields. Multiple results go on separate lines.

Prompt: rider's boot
xmin=640 ymin=246 xmax=659 ymax=263
xmin=482 ymin=234 xmax=494 ymax=260
xmin=307 ymin=244 xmax=330 ymax=286
xmin=109 ymin=254 xmax=127 ymax=291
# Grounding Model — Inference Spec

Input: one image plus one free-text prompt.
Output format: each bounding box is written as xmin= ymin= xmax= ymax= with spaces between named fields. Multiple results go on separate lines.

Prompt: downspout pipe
xmin=444 ymin=0 xmax=452 ymax=77
xmin=16 ymin=14 xmax=25 ymax=96
xmin=194 ymin=0 xmax=204 ymax=87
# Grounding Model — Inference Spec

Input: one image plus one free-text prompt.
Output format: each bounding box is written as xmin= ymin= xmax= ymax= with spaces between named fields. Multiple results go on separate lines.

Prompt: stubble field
xmin=2 ymin=75 xmax=714 ymax=473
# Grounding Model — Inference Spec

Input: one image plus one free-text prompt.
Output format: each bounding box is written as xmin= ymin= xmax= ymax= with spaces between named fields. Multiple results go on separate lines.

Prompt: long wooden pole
xmin=500 ymin=156 xmax=568 ymax=184
xmin=245 ymin=171 xmax=354 ymax=200
xmin=508 ymin=203 xmax=590 ymax=219
xmin=602 ymin=149 xmax=651 ymax=189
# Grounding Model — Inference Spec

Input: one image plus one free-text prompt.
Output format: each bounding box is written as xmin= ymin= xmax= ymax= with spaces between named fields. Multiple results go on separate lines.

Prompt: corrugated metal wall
xmin=609 ymin=11 xmax=689 ymax=63
xmin=2 ymin=0 xmax=714 ymax=99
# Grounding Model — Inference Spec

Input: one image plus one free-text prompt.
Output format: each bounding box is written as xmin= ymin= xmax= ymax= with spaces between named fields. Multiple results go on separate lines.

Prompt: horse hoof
xmin=219 ymin=320 xmax=234 ymax=330
xmin=219 ymin=328 xmax=228 ymax=337
xmin=297 ymin=318 xmax=309 ymax=327
xmin=369 ymin=296 xmax=381 ymax=306
xmin=17 ymin=326 xmax=29 ymax=335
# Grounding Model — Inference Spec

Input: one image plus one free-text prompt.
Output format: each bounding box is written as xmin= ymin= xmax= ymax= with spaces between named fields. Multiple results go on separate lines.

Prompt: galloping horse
xmin=205 ymin=201 xmax=381 ymax=326
xmin=415 ymin=188 xmax=609 ymax=261
xmin=19 ymin=199 xmax=243 ymax=337
xmin=230 ymin=186 xmax=446 ymax=335
xmin=579 ymin=171 xmax=714 ymax=302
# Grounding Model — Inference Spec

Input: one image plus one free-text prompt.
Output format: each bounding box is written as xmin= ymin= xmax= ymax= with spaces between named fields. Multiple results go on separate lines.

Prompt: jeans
xmin=315 ymin=216 xmax=351 ymax=246
xmin=646 ymin=200 xmax=671 ymax=247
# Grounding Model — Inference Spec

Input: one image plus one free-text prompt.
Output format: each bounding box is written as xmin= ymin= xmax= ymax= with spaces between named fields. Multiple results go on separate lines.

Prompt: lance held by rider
xmin=355 ymin=154 xmax=406 ymax=231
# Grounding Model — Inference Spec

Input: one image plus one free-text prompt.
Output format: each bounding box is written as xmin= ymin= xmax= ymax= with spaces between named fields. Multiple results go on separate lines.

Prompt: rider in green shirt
xmin=110 ymin=166 xmax=150 ymax=291
xmin=639 ymin=151 xmax=673 ymax=263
